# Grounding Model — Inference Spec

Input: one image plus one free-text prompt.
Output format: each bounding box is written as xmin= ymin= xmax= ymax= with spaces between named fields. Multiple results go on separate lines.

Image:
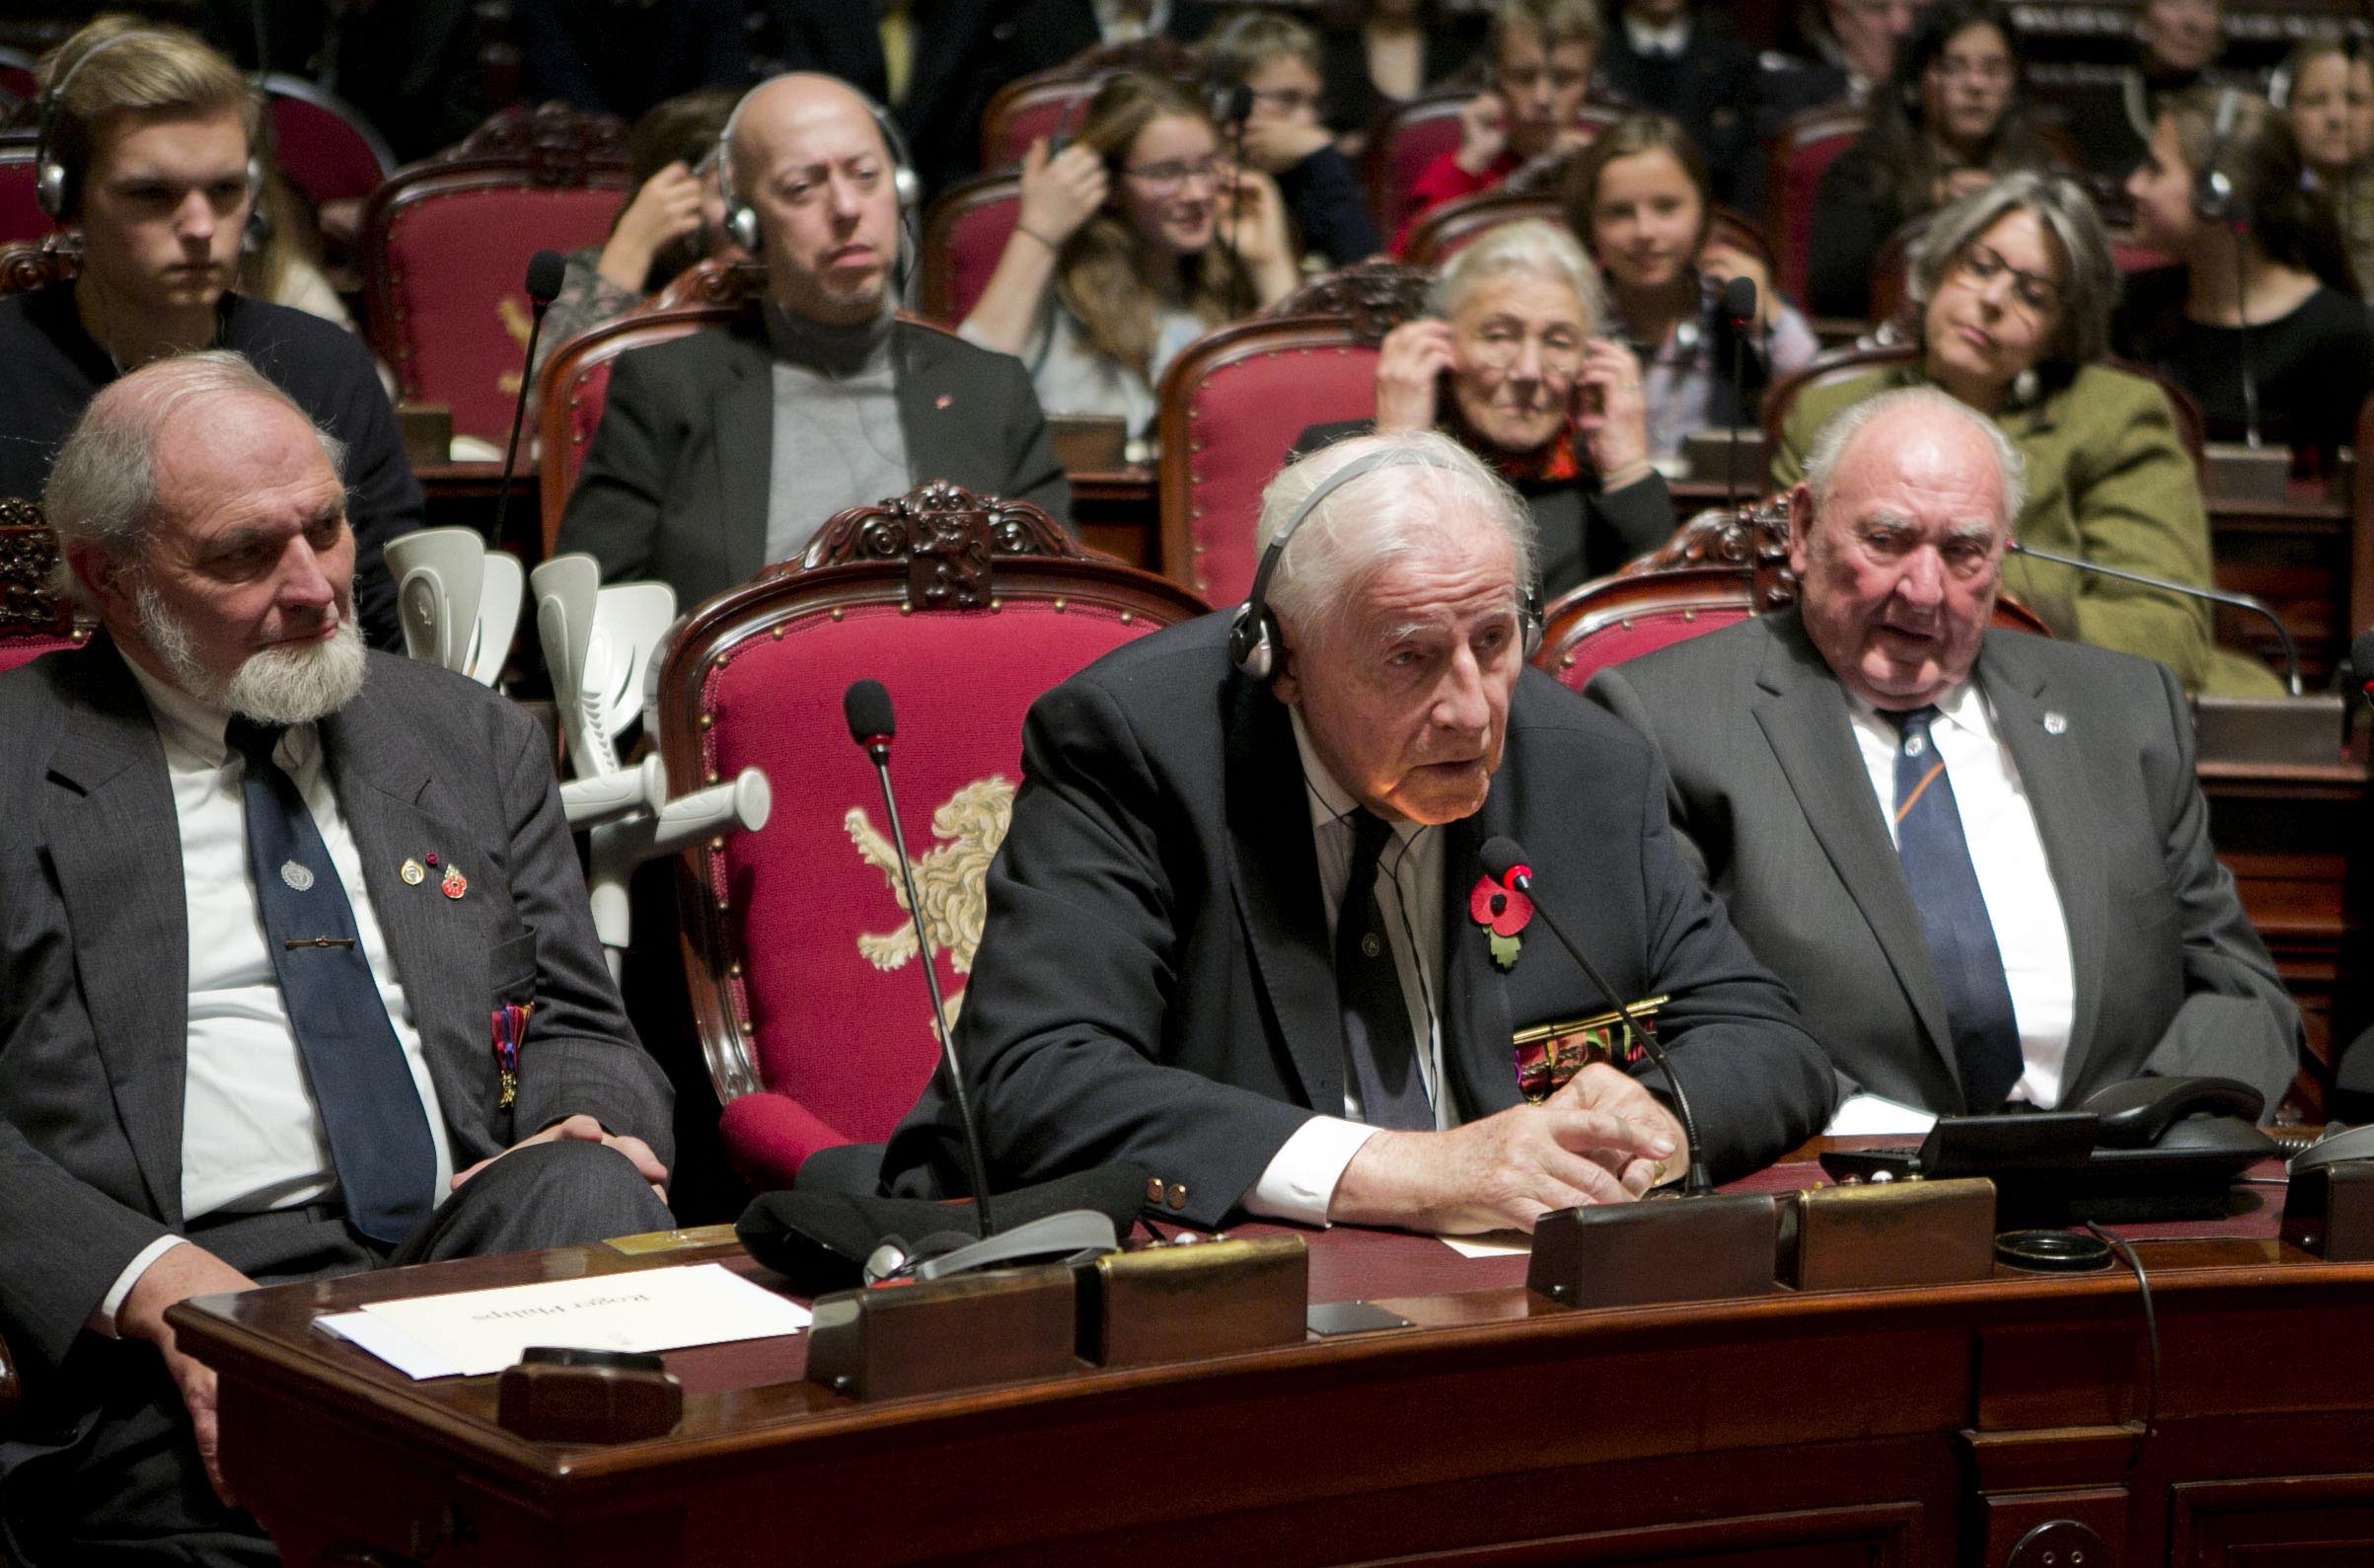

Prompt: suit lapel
xmin=1976 ymin=635 xmax=2107 ymax=1086
xmin=42 ymin=644 xmax=189 ymax=1223
xmin=892 ymin=324 xmax=955 ymax=489
xmin=1223 ymin=678 xmax=1342 ymax=1114
xmin=1439 ymin=791 xmax=1518 ymax=1120
xmin=715 ymin=334 xmax=775 ymax=582
xmin=1751 ymin=616 xmax=1960 ymax=1081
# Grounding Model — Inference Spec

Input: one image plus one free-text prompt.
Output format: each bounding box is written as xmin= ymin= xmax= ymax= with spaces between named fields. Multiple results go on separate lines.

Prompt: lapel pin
xmin=280 ymin=860 xmax=315 ymax=893
xmin=2043 ymin=711 xmax=2068 ymax=735
xmin=400 ymin=858 xmax=425 ymax=886
xmin=441 ymin=865 xmax=469 ymax=900
xmin=934 ymin=393 xmax=952 ymax=409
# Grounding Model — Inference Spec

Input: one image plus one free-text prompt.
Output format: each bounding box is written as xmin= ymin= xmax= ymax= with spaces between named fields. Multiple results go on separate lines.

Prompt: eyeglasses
xmin=1950 ymin=242 xmax=2064 ymax=317
xmin=1248 ymin=87 xmax=1323 ymax=116
xmin=1121 ymin=156 xmax=1225 ymax=193
xmin=1462 ymin=328 xmax=1587 ymax=375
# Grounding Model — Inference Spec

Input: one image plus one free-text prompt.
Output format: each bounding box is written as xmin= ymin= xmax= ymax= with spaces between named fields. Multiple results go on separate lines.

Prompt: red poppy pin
xmin=1469 ymin=863 xmax=1532 ymax=971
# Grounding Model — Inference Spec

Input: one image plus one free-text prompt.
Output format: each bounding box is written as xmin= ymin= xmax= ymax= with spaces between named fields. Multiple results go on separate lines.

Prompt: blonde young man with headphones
xmin=862 ymin=429 xmax=1834 ymax=1235
xmin=0 ymin=17 xmax=421 ymax=651
xmin=556 ymin=72 xmax=1071 ymax=607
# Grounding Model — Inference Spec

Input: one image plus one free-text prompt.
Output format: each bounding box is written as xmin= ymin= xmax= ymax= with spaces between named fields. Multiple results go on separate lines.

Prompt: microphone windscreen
xmin=1211 ymin=82 xmax=1254 ymax=123
xmin=1719 ymin=273 xmax=1757 ymax=326
xmin=1479 ymin=836 xmax=1526 ymax=880
xmin=843 ymin=678 xmax=896 ymax=745
xmin=2352 ymin=629 xmax=2374 ymax=690
xmin=524 ymin=249 xmax=569 ymax=304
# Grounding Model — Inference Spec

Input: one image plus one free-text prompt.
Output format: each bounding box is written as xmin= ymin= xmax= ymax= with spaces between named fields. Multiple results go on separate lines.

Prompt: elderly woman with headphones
xmin=2113 ymin=85 xmax=2374 ymax=470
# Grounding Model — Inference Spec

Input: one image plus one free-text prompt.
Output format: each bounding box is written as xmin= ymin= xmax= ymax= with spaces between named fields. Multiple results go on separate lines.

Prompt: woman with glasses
xmin=1292 ymin=220 xmax=1672 ymax=596
xmin=2114 ymin=87 xmax=2373 ymax=471
xmin=1807 ymin=0 xmax=2060 ymax=320
xmin=2279 ymin=38 xmax=2374 ymax=302
xmin=1562 ymin=112 xmax=1819 ymax=460
xmin=959 ymin=72 xmax=1298 ymax=440
xmin=1773 ymin=172 xmax=2275 ymax=695
xmin=1201 ymin=10 xmax=1381 ymax=266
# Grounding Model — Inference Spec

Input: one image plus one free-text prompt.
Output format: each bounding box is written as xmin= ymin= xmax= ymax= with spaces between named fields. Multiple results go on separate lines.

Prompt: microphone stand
xmin=2228 ymin=213 xmax=2263 ymax=451
xmin=2007 ymin=538 xmax=2301 ymax=696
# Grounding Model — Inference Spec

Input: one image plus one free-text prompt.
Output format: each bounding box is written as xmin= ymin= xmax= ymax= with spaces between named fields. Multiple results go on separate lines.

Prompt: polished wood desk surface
xmin=172 ymin=1152 xmax=2374 ymax=1567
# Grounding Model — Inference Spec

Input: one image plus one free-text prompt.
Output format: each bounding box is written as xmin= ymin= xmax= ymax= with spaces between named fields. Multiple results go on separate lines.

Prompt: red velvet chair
xmin=358 ymin=124 xmax=631 ymax=445
xmin=1535 ymin=500 xmax=2048 ymax=692
xmin=917 ymin=172 xmax=1019 ymax=326
xmin=1369 ymin=95 xmax=1620 ymax=248
xmin=648 ymin=483 xmax=1206 ymax=1189
xmin=261 ymin=73 xmax=397 ymax=213
xmin=1764 ymin=103 xmax=1866 ymax=315
xmin=0 ymin=505 xmax=91 ymax=673
xmin=1401 ymin=189 xmax=1561 ymax=268
xmin=0 ymin=145 xmax=53 ymax=248
xmin=977 ymin=38 xmax=1200 ymax=171
xmin=1154 ymin=260 xmax=1433 ymax=605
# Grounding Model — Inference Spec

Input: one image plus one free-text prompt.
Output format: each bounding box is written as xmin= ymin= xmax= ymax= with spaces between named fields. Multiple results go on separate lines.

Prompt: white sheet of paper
xmin=1824 ymin=1093 xmax=1940 ymax=1137
xmin=1440 ymin=1232 xmax=1530 ymax=1258
xmin=332 ymin=1263 xmax=810 ymax=1379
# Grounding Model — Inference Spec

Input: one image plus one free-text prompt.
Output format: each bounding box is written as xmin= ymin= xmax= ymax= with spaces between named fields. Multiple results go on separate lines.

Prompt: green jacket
xmin=1771 ymin=361 xmax=2280 ymax=697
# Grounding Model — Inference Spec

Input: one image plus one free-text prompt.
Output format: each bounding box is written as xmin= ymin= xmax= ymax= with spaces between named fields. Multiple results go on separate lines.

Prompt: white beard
xmin=133 ymin=580 xmax=369 ymax=726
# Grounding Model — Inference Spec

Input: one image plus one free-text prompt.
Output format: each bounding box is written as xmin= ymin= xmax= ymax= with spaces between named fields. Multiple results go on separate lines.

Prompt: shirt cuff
xmin=90 ymin=1235 xmax=188 ymax=1338
xmin=1241 ymin=1116 xmax=1380 ymax=1226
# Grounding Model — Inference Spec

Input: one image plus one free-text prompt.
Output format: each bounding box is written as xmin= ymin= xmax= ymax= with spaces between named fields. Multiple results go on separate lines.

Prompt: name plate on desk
xmin=1526 ymin=1193 xmax=1779 ymax=1309
xmin=1782 ymin=1177 xmax=1996 ymax=1292
xmin=807 ymin=1264 xmax=1080 ymax=1401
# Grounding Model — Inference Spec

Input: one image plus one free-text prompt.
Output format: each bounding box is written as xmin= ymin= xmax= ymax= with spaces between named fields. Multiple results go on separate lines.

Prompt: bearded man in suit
xmin=0 ymin=352 xmax=675 ymax=1566
xmin=875 ymin=429 xmax=1834 ymax=1232
xmin=1587 ymin=386 xmax=2299 ymax=1126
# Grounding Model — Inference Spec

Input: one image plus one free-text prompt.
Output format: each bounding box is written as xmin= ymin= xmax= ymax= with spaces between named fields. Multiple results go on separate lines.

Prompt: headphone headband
xmin=716 ymin=79 xmax=921 ymax=267
xmin=36 ymin=27 xmax=266 ymax=238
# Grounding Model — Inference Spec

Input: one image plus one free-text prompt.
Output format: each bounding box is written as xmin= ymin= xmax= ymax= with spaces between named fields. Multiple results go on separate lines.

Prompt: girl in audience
xmin=1807 ymin=0 xmax=2059 ymax=320
xmin=1294 ymin=220 xmax=1672 ymax=597
xmin=1395 ymin=0 xmax=1600 ymax=251
xmin=1562 ymin=113 xmax=1819 ymax=461
xmin=961 ymin=72 xmax=1298 ymax=440
xmin=1317 ymin=0 xmax=1487 ymax=150
xmin=2279 ymin=37 xmax=2374 ymax=304
xmin=2114 ymin=88 xmax=2373 ymax=471
xmin=1202 ymin=10 xmax=1381 ymax=266
xmin=1772 ymin=172 xmax=2275 ymax=696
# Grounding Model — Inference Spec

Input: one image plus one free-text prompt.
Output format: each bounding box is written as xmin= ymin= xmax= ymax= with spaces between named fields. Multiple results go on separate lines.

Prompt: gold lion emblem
xmin=845 ymin=776 xmax=1016 ymax=1032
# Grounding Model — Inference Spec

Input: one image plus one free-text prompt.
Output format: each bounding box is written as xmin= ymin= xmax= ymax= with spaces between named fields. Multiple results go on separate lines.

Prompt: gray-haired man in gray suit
xmin=1588 ymin=386 xmax=2299 ymax=1127
xmin=0 ymin=352 xmax=675 ymax=1566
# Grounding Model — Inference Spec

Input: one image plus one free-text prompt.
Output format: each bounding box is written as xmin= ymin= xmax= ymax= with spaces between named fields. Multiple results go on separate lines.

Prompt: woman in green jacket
xmin=1771 ymin=170 xmax=2278 ymax=696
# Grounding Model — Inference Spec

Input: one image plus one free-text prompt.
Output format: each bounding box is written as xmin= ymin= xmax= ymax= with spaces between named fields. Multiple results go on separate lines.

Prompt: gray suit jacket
xmin=555 ymin=316 xmax=1071 ymax=608
xmin=0 ymin=641 xmax=674 ymax=1386
xmin=1586 ymin=613 xmax=2301 ymax=1115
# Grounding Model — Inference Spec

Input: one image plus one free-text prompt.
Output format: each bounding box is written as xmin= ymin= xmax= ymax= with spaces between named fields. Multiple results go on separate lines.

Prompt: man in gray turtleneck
xmin=557 ymin=73 xmax=1070 ymax=607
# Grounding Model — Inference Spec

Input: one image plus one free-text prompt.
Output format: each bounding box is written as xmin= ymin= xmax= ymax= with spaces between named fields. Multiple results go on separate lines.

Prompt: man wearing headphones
xmin=872 ymin=431 xmax=1834 ymax=1234
xmin=556 ymin=72 xmax=1070 ymax=607
xmin=0 ymin=18 xmax=421 ymax=652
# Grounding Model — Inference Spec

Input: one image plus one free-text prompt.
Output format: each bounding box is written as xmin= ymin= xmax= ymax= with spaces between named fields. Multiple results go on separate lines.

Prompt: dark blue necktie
xmin=228 ymin=717 xmax=437 ymax=1243
xmin=1882 ymin=707 xmax=2024 ymax=1113
xmin=1337 ymin=809 xmax=1434 ymax=1131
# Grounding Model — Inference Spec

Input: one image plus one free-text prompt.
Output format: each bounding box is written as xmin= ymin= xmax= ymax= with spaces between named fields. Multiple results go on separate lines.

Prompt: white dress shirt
xmin=1846 ymin=679 xmax=2077 ymax=1109
xmin=1091 ymin=0 xmax=1170 ymax=43
xmin=1243 ymin=714 xmax=1452 ymax=1225
xmin=1622 ymin=14 xmax=1692 ymax=56
xmin=96 ymin=664 xmax=454 ymax=1332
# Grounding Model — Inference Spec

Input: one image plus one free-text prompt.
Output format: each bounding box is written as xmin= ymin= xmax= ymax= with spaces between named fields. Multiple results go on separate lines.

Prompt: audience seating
xmin=647 ymin=482 xmax=1205 ymax=1189
xmin=917 ymin=172 xmax=1020 ymax=326
xmin=1763 ymin=102 xmax=1865 ymax=313
xmin=977 ymin=38 xmax=1200 ymax=172
xmin=1535 ymin=499 xmax=2049 ymax=691
xmin=1154 ymin=260 xmax=1432 ymax=605
xmin=1404 ymin=181 xmax=1773 ymax=276
xmin=1369 ymin=95 xmax=1622 ymax=247
xmin=0 ymin=503 xmax=89 ymax=674
xmin=0 ymin=237 xmax=79 ymax=299
xmin=260 ymin=73 xmax=398 ymax=216
xmin=359 ymin=121 xmax=631 ymax=445
xmin=0 ymin=144 xmax=49 ymax=248
xmin=533 ymin=258 xmax=767 ymax=555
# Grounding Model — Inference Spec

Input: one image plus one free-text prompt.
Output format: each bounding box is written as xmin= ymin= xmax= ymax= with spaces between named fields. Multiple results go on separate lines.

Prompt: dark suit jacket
xmin=0 ymin=641 xmax=675 ymax=1390
xmin=1586 ymin=613 xmax=2302 ymax=1115
xmin=879 ymin=613 xmax=1837 ymax=1227
xmin=1596 ymin=18 xmax=1763 ymax=211
xmin=556 ymin=316 xmax=1071 ymax=608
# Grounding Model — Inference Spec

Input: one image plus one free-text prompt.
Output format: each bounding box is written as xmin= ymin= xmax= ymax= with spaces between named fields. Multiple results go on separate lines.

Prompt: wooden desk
xmin=175 ymin=1177 xmax=2374 ymax=1567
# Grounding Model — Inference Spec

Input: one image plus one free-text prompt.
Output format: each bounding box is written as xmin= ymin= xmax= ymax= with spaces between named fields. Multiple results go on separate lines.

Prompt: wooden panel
xmin=2171 ymin=1473 xmax=2374 ymax=1567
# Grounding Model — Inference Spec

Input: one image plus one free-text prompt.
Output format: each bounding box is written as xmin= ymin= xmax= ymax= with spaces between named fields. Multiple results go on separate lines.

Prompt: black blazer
xmin=556 ymin=316 xmax=1071 ymax=608
xmin=1596 ymin=18 xmax=1764 ymax=211
xmin=879 ymin=613 xmax=1836 ymax=1226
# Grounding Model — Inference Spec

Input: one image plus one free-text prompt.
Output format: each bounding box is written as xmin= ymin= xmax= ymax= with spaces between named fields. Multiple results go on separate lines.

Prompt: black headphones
xmin=716 ymin=82 xmax=921 ymax=292
xmin=1229 ymin=446 xmax=1546 ymax=682
xmin=2191 ymin=86 xmax=2246 ymax=224
xmin=36 ymin=29 xmax=268 ymax=253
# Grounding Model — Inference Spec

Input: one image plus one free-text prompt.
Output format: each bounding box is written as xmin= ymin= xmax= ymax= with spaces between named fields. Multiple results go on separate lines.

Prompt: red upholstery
xmin=1369 ymin=98 xmax=1618 ymax=248
xmin=651 ymin=489 xmax=1206 ymax=1188
xmin=1156 ymin=317 xmax=1402 ymax=605
xmin=1764 ymin=104 xmax=1866 ymax=313
xmin=0 ymin=148 xmax=54 ymax=249
xmin=918 ymin=173 xmax=1020 ymax=326
xmin=981 ymin=81 xmax=1094 ymax=172
xmin=0 ymin=634 xmax=81 ymax=673
xmin=264 ymin=75 xmax=396 ymax=208
xmin=360 ymin=161 xmax=630 ymax=443
xmin=1540 ymin=587 xmax=1756 ymax=691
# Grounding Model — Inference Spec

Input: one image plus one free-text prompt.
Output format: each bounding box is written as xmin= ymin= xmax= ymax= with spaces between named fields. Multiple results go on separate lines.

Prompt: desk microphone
xmin=2003 ymin=539 xmax=2301 ymax=696
xmin=490 ymin=249 xmax=568 ymax=550
xmin=1479 ymin=837 xmax=1714 ymax=1195
xmin=1717 ymin=273 xmax=1758 ymax=512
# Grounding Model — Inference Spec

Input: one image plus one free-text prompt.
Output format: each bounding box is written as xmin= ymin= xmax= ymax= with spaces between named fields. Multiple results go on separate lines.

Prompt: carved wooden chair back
xmin=0 ymin=503 xmax=90 ymax=673
xmin=648 ymin=483 xmax=1206 ymax=1189
xmin=0 ymin=238 xmax=79 ymax=298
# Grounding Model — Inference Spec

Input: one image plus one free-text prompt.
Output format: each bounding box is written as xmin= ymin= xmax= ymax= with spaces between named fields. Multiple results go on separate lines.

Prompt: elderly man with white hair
xmin=876 ymin=429 xmax=1834 ymax=1235
xmin=1294 ymin=219 xmax=1674 ymax=598
xmin=1590 ymin=386 xmax=2299 ymax=1127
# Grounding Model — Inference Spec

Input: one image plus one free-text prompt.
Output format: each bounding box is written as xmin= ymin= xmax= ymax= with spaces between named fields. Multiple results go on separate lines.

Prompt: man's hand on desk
xmin=118 ymin=1241 xmax=260 ymax=1506
xmin=1326 ymin=1065 xmax=1687 ymax=1234
xmin=451 ymin=1112 xmax=670 ymax=1202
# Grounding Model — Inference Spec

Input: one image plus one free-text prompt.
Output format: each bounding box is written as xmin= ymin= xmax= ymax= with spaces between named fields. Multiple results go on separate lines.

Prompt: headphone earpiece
xmin=36 ymin=31 xmax=270 ymax=233
xmin=2192 ymin=86 xmax=2244 ymax=224
xmin=715 ymin=83 xmax=920 ymax=275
